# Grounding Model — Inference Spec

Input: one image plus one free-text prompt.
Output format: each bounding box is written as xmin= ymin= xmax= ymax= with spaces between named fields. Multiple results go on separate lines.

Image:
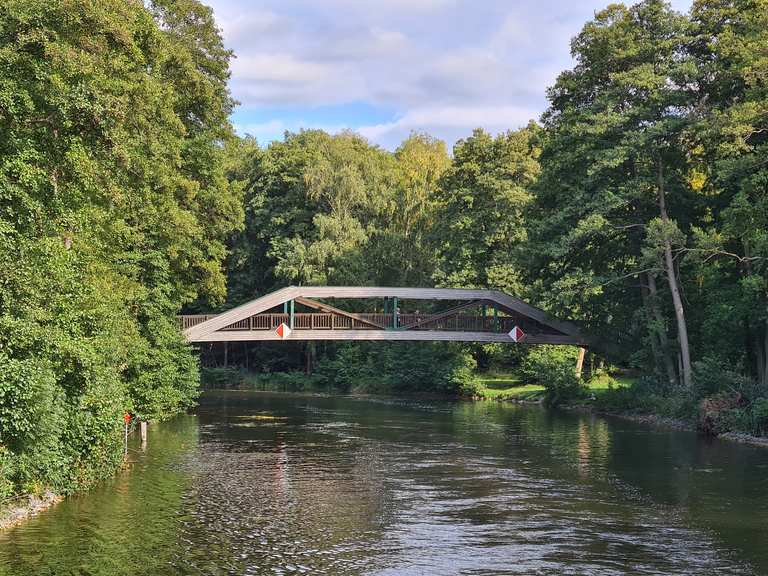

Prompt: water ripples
xmin=0 ymin=393 xmax=766 ymax=575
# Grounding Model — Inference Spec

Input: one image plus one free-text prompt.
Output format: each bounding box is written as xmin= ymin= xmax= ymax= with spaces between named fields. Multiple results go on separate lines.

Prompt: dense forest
xmin=1 ymin=0 xmax=767 ymax=501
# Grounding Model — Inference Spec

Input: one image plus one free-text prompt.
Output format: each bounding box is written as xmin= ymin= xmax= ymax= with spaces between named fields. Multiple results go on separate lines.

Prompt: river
xmin=1 ymin=391 xmax=767 ymax=575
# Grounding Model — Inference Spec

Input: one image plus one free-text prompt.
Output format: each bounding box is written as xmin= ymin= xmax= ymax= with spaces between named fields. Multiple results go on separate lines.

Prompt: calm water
xmin=2 ymin=391 xmax=768 ymax=576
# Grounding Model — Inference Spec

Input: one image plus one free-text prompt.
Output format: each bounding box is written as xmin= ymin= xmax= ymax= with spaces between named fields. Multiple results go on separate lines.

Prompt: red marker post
xmin=123 ymin=413 xmax=132 ymax=458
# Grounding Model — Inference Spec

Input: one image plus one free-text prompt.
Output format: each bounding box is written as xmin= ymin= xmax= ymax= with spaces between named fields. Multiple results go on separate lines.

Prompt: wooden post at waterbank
xmin=575 ymin=347 xmax=587 ymax=377
xmin=140 ymin=420 xmax=148 ymax=451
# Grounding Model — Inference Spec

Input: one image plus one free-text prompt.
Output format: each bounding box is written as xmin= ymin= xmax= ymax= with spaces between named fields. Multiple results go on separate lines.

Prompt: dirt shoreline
xmin=0 ymin=491 xmax=62 ymax=532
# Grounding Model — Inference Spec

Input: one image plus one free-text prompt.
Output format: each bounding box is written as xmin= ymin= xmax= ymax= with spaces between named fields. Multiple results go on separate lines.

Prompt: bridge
xmin=181 ymin=286 xmax=587 ymax=346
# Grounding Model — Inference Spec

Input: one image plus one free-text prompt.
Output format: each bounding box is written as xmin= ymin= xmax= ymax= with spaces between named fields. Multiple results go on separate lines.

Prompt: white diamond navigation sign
xmin=508 ymin=325 xmax=525 ymax=342
xmin=275 ymin=322 xmax=292 ymax=339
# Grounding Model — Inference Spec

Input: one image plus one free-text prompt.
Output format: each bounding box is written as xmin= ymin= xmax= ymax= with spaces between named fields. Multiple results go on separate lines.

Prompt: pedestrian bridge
xmin=180 ymin=286 xmax=587 ymax=346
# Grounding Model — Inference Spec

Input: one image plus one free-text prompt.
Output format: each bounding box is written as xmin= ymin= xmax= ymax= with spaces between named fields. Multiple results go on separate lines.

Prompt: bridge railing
xmin=179 ymin=315 xmax=217 ymax=330
xmin=179 ymin=312 xmax=526 ymax=333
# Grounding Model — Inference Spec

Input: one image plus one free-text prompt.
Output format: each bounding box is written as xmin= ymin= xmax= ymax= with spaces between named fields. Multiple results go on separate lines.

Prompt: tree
xmin=432 ymin=127 xmax=540 ymax=295
xmin=0 ymin=0 xmax=240 ymax=496
xmin=687 ymin=0 xmax=768 ymax=387
xmin=366 ymin=133 xmax=449 ymax=286
xmin=228 ymin=130 xmax=397 ymax=296
xmin=530 ymin=0 xmax=699 ymax=386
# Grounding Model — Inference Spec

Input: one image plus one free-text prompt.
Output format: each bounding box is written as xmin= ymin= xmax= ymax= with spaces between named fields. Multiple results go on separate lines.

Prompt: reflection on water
xmin=1 ymin=391 xmax=768 ymax=575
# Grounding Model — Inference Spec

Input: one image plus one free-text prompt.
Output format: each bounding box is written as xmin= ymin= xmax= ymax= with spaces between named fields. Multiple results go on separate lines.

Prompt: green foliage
xmin=518 ymin=346 xmax=584 ymax=407
xmin=518 ymin=346 xmax=578 ymax=383
xmin=0 ymin=0 xmax=238 ymax=497
xmin=200 ymin=367 xmax=329 ymax=393
xmin=432 ymin=127 xmax=539 ymax=294
xmin=314 ymin=343 xmax=481 ymax=397
xmin=593 ymin=376 xmax=699 ymax=420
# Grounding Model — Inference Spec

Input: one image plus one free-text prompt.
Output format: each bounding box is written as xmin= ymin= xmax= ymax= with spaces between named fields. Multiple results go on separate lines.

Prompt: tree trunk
xmin=741 ymin=244 xmax=766 ymax=389
xmin=305 ymin=342 xmax=314 ymax=376
xmin=657 ymin=159 xmax=692 ymax=388
xmin=758 ymin=317 xmax=768 ymax=389
xmin=645 ymin=272 xmax=678 ymax=385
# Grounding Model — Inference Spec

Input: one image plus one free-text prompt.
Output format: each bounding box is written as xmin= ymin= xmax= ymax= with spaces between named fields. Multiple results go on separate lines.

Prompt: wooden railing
xmin=179 ymin=313 xmax=526 ymax=333
xmin=180 ymin=314 xmax=217 ymax=330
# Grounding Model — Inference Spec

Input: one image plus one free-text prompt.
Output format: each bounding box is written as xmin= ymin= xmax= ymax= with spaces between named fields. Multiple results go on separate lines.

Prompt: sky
xmin=205 ymin=0 xmax=693 ymax=150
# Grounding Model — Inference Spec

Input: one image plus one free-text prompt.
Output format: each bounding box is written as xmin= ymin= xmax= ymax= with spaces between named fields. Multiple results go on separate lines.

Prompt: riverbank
xmin=476 ymin=372 xmax=635 ymax=402
xmin=477 ymin=370 xmax=768 ymax=448
xmin=0 ymin=491 xmax=62 ymax=531
xmin=570 ymin=407 xmax=768 ymax=449
xmin=202 ymin=366 xmax=768 ymax=448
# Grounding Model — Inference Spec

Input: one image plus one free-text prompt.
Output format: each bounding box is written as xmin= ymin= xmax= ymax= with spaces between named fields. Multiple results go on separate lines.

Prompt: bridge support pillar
xmin=392 ymin=296 xmax=398 ymax=329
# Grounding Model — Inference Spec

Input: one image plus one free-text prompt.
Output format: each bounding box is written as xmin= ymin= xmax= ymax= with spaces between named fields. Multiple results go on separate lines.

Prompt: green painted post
xmin=289 ymin=299 xmax=294 ymax=329
xmin=393 ymin=296 xmax=398 ymax=329
xmin=283 ymin=301 xmax=288 ymax=314
xmin=493 ymin=306 xmax=499 ymax=331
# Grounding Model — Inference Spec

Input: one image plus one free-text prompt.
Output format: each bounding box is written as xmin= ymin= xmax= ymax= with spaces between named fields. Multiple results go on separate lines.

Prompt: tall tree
xmin=688 ymin=0 xmax=768 ymax=386
xmin=369 ymin=133 xmax=449 ymax=286
xmin=530 ymin=0 xmax=699 ymax=386
xmin=228 ymin=130 xmax=396 ymax=296
xmin=432 ymin=127 xmax=540 ymax=294
xmin=0 ymin=0 xmax=240 ymax=497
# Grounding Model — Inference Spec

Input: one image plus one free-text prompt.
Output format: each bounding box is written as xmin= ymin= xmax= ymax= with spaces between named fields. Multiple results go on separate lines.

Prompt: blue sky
xmin=205 ymin=0 xmax=693 ymax=150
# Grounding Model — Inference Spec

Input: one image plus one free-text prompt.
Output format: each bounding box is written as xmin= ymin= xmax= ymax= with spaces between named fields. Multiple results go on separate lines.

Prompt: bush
xmin=201 ymin=367 xmax=331 ymax=392
xmin=708 ymin=397 xmax=768 ymax=437
xmin=200 ymin=367 xmax=244 ymax=389
xmin=259 ymin=372 xmax=329 ymax=392
xmin=698 ymin=392 xmax=747 ymax=436
xmin=317 ymin=342 xmax=481 ymax=397
xmin=593 ymin=376 xmax=698 ymax=420
xmin=519 ymin=346 xmax=580 ymax=384
xmin=693 ymin=357 xmax=756 ymax=399
xmin=519 ymin=346 xmax=584 ymax=407
xmin=751 ymin=398 xmax=768 ymax=436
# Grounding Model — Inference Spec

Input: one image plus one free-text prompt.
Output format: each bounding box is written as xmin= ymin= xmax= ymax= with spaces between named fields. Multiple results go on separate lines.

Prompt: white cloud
xmin=230 ymin=53 xmax=329 ymax=84
xmin=358 ymin=105 xmax=538 ymax=149
xmin=217 ymin=10 xmax=288 ymax=41
xmin=206 ymin=0 xmax=694 ymax=148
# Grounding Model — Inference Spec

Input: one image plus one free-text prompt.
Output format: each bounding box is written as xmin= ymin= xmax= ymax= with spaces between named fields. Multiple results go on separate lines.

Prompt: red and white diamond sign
xmin=508 ymin=325 xmax=525 ymax=342
xmin=275 ymin=323 xmax=291 ymax=339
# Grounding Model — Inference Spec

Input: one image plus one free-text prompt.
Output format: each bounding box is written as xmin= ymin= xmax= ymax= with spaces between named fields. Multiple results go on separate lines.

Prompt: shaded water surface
xmin=2 ymin=391 xmax=768 ymax=575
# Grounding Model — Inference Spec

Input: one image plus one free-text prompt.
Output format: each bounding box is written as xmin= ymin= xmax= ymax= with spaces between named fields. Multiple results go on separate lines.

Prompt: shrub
xmin=317 ymin=342 xmax=480 ymax=396
xmin=200 ymin=367 xmax=244 ymax=389
xmin=590 ymin=375 xmax=700 ymax=421
xmin=698 ymin=392 xmax=747 ymax=436
xmin=519 ymin=346 xmax=580 ymax=384
xmin=519 ymin=346 xmax=584 ymax=407
xmin=751 ymin=398 xmax=768 ymax=436
xmin=694 ymin=357 xmax=756 ymax=399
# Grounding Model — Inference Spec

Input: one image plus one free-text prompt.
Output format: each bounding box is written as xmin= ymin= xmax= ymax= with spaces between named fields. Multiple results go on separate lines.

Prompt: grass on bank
xmin=477 ymin=371 xmax=636 ymax=401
